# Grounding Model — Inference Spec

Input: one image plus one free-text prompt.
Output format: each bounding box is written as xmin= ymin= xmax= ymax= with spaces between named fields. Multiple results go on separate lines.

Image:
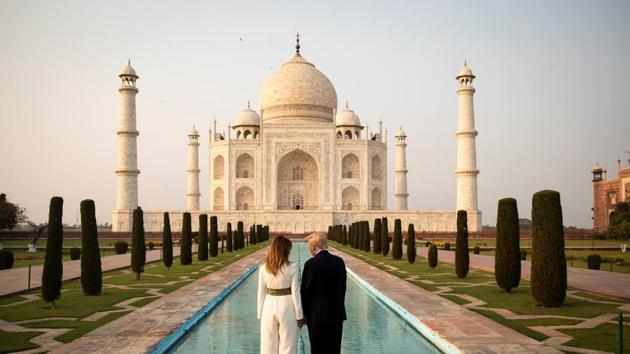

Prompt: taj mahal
xmin=112 ymin=36 xmax=482 ymax=233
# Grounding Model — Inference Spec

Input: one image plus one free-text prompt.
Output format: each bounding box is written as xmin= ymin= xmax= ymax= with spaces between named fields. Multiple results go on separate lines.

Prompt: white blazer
xmin=257 ymin=262 xmax=304 ymax=320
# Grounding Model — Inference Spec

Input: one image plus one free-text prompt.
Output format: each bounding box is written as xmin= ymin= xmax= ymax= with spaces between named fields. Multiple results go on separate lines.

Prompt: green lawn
xmin=10 ymin=249 xmax=119 ymax=268
xmin=334 ymin=243 xmax=630 ymax=353
xmin=0 ymin=241 xmax=268 ymax=352
xmin=421 ymin=238 xmax=625 ymax=249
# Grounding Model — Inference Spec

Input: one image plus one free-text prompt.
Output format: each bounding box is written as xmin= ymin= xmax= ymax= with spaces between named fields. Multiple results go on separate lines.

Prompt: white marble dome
xmin=234 ymin=104 xmax=260 ymax=127
xmin=456 ymin=64 xmax=474 ymax=78
xmin=120 ymin=63 xmax=138 ymax=78
xmin=336 ymin=104 xmax=361 ymax=127
xmin=259 ymin=53 xmax=338 ymax=122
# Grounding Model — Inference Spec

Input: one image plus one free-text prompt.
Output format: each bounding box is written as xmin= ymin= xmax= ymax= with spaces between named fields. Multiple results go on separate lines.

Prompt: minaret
xmin=115 ymin=60 xmax=140 ymax=212
xmin=455 ymin=62 xmax=479 ymax=211
xmin=394 ymin=127 xmax=408 ymax=210
xmin=186 ymin=126 xmax=200 ymax=211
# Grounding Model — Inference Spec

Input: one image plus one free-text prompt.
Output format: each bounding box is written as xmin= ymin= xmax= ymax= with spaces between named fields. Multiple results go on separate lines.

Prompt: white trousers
xmin=260 ymin=295 xmax=298 ymax=354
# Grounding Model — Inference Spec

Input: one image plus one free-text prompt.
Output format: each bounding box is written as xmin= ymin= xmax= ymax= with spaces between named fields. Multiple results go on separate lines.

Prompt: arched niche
xmin=371 ymin=155 xmax=382 ymax=179
xmin=276 ymin=149 xmax=319 ymax=210
xmin=213 ymin=155 xmax=224 ymax=180
xmin=342 ymin=186 xmax=359 ymax=210
xmin=236 ymin=153 xmax=254 ymax=178
xmin=342 ymin=153 xmax=360 ymax=179
xmin=236 ymin=186 xmax=254 ymax=210
xmin=213 ymin=187 xmax=224 ymax=210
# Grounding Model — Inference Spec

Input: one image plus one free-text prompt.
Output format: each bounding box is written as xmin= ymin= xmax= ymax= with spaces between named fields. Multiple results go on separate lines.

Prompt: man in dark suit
xmin=300 ymin=232 xmax=347 ymax=354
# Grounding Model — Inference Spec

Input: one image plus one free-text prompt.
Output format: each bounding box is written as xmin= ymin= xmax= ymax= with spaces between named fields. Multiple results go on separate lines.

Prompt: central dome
xmin=259 ymin=53 xmax=338 ymax=122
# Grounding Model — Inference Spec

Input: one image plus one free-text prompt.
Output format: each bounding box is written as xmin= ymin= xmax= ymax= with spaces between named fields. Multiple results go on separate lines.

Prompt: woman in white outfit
xmin=258 ymin=236 xmax=305 ymax=354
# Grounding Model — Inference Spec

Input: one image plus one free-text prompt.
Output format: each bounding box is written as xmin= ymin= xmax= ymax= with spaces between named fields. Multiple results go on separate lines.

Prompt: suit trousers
xmin=307 ymin=322 xmax=343 ymax=354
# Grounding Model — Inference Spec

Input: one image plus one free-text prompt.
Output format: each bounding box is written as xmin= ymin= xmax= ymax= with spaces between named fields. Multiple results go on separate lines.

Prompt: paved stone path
xmin=416 ymin=247 xmax=630 ymax=300
xmin=330 ymin=247 xmax=562 ymax=354
xmin=49 ymin=247 xmax=269 ymax=353
xmin=0 ymin=248 xmax=181 ymax=297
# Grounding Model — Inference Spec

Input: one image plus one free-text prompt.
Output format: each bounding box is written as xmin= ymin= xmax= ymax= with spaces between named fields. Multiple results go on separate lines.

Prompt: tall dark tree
xmin=42 ymin=196 xmax=63 ymax=307
xmin=364 ymin=221 xmax=371 ymax=252
xmin=381 ymin=217 xmax=390 ymax=257
xmin=180 ymin=212 xmax=192 ymax=265
xmin=358 ymin=222 xmax=364 ymax=250
xmin=256 ymin=224 xmax=263 ymax=243
xmin=264 ymin=226 xmax=270 ymax=242
xmin=407 ymin=223 xmax=416 ymax=264
xmin=226 ymin=222 xmax=233 ymax=252
xmin=162 ymin=212 xmax=173 ymax=269
xmin=374 ymin=218 xmax=382 ymax=254
xmin=209 ymin=216 xmax=219 ymax=257
xmin=0 ymin=193 xmax=27 ymax=231
xmin=392 ymin=219 xmax=403 ymax=260
xmin=80 ymin=199 xmax=101 ymax=295
xmin=328 ymin=225 xmax=333 ymax=240
xmin=348 ymin=224 xmax=353 ymax=247
xmin=341 ymin=225 xmax=348 ymax=245
xmin=495 ymin=198 xmax=521 ymax=292
xmin=131 ymin=207 xmax=146 ymax=280
xmin=455 ymin=210 xmax=470 ymax=278
xmin=237 ymin=221 xmax=244 ymax=250
xmin=198 ymin=214 xmax=208 ymax=261
xmin=531 ymin=190 xmax=567 ymax=307
xmin=428 ymin=244 xmax=438 ymax=269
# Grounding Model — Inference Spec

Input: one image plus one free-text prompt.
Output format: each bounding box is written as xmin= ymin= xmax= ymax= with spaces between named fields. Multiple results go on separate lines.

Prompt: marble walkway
xmin=330 ymin=248 xmax=562 ymax=354
xmin=416 ymin=247 xmax=630 ymax=300
xmin=0 ymin=248 xmax=181 ymax=297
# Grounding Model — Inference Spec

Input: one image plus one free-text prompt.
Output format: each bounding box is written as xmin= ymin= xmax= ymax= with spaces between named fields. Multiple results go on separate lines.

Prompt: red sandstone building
xmin=591 ymin=159 xmax=630 ymax=231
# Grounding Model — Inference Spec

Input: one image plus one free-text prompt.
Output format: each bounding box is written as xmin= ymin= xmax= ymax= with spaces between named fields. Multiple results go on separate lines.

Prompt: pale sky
xmin=1 ymin=0 xmax=629 ymax=228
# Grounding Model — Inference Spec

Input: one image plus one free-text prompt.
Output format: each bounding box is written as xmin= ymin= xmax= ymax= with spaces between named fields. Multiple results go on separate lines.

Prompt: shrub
xmin=341 ymin=225 xmax=348 ymax=245
xmin=163 ymin=212 xmax=173 ymax=269
xmin=180 ymin=212 xmax=192 ymax=265
xmin=495 ymin=198 xmax=521 ymax=293
xmin=444 ymin=242 xmax=451 ymax=251
xmin=328 ymin=225 xmax=333 ymax=240
xmin=198 ymin=215 xmax=208 ymax=261
xmin=425 ymin=241 xmax=431 ymax=247
xmin=364 ymin=221 xmax=371 ymax=252
xmin=373 ymin=218 xmax=382 ymax=254
xmin=131 ymin=207 xmax=146 ymax=280
xmin=531 ymin=190 xmax=567 ymax=307
xmin=148 ymin=242 xmax=155 ymax=250
xmin=80 ymin=199 xmax=101 ymax=295
xmin=237 ymin=221 xmax=244 ymax=250
xmin=381 ymin=217 xmax=390 ymax=257
xmin=257 ymin=225 xmax=263 ymax=244
xmin=226 ymin=222 xmax=233 ymax=252
xmin=0 ymin=250 xmax=14 ymax=270
xmin=587 ymin=254 xmax=601 ymax=270
xmin=455 ymin=210 xmax=470 ymax=278
xmin=520 ymin=249 xmax=527 ymax=260
xmin=43 ymin=196 xmax=63 ymax=308
xmin=473 ymin=246 xmax=480 ymax=255
xmin=70 ymin=247 xmax=81 ymax=260
xmin=114 ymin=241 xmax=128 ymax=254
xmin=428 ymin=245 xmax=438 ymax=269
xmin=407 ymin=223 xmax=416 ymax=264
xmin=209 ymin=216 xmax=218 ymax=257
xmin=392 ymin=219 xmax=403 ymax=260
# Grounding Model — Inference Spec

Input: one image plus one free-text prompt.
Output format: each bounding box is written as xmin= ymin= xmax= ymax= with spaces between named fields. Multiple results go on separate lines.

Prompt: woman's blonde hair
xmin=264 ymin=236 xmax=292 ymax=276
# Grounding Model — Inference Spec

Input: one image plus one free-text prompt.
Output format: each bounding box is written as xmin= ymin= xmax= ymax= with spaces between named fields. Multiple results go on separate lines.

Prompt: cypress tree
xmin=209 ymin=216 xmax=218 ymax=257
xmin=180 ymin=212 xmax=192 ymax=265
xmin=407 ymin=223 xmax=416 ymax=264
xmin=237 ymin=221 xmax=244 ymax=250
xmin=428 ymin=244 xmax=438 ymax=269
xmin=374 ymin=218 xmax=382 ymax=254
xmin=198 ymin=214 xmax=208 ymax=261
xmin=455 ymin=210 xmax=470 ymax=278
xmin=163 ymin=212 xmax=173 ymax=269
xmin=348 ymin=224 xmax=353 ymax=247
xmin=341 ymin=225 xmax=348 ymax=245
xmin=328 ymin=225 xmax=333 ymax=240
xmin=381 ymin=217 xmax=390 ymax=257
xmin=264 ymin=226 xmax=270 ymax=242
xmin=226 ymin=222 xmax=233 ymax=252
xmin=221 ymin=231 xmax=224 ymax=253
xmin=256 ymin=224 xmax=263 ymax=243
xmin=392 ymin=219 xmax=403 ymax=260
xmin=531 ymin=190 xmax=567 ymax=307
xmin=495 ymin=198 xmax=521 ymax=292
xmin=131 ymin=207 xmax=146 ymax=280
xmin=43 ymin=196 xmax=63 ymax=308
xmin=80 ymin=199 xmax=102 ymax=295
xmin=358 ymin=222 xmax=364 ymax=250
xmin=251 ymin=225 xmax=257 ymax=245
xmin=364 ymin=221 xmax=371 ymax=252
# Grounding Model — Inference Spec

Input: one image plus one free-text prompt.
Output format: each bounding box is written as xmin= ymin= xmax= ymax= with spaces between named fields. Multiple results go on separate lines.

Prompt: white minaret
xmin=394 ymin=127 xmax=408 ymax=210
xmin=186 ymin=126 xmax=201 ymax=211
xmin=455 ymin=62 xmax=479 ymax=211
xmin=115 ymin=60 xmax=140 ymax=212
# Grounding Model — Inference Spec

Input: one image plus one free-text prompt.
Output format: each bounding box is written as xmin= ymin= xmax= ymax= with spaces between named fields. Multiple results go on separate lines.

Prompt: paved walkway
xmin=331 ymin=247 xmax=561 ymax=353
xmin=416 ymin=247 xmax=630 ymax=300
xmin=0 ymin=248 xmax=181 ymax=297
xmin=49 ymin=247 xmax=268 ymax=353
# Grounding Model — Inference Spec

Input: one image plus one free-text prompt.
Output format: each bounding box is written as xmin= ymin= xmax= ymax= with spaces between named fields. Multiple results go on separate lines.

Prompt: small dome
xmin=189 ymin=126 xmax=199 ymax=136
xmin=456 ymin=63 xmax=475 ymax=79
xmin=592 ymin=163 xmax=602 ymax=172
xmin=395 ymin=127 xmax=406 ymax=137
xmin=119 ymin=61 xmax=138 ymax=78
xmin=336 ymin=103 xmax=361 ymax=127
xmin=234 ymin=103 xmax=261 ymax=127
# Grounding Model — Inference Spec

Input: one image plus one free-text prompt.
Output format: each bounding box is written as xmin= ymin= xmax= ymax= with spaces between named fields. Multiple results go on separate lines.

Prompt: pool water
xmin=172 ymin=242 xmax=441 ymax=353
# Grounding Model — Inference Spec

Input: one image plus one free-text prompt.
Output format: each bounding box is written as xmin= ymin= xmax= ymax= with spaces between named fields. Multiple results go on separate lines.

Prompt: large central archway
xmin=276 ymin=149 xmax=320 ymax=210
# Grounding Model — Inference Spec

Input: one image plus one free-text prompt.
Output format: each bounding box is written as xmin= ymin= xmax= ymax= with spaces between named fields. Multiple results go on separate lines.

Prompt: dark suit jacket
xmin=300 ymin=250 xmax=347 ymax=326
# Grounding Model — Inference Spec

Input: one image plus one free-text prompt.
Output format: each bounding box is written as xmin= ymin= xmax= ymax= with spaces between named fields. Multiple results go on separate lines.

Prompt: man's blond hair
xmin=305 ymin=232 xmax=328 ymax=251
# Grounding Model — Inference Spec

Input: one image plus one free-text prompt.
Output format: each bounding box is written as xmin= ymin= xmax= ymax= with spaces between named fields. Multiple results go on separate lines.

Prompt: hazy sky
xmin=1 ymin=0 xmax=629 ymax=228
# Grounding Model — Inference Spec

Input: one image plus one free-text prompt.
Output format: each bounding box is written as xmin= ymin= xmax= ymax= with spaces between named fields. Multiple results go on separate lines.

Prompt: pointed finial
xmin=464 ymin=60 xmax=467 ymax=67
xmin=128 ymin=58 xmax=131 ymax=65
xmin=345 ymin=100 xmax=349 ymax=109
xmin=247 ymin=100 xmax=251 ymax=109
xmin=295 ymin=32 xmax=300 ymax=54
